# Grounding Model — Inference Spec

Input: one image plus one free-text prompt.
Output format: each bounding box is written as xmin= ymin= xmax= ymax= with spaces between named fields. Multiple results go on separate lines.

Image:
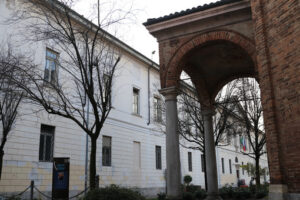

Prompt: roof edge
xmin=143 ymin=0 xmax=243 ymax=26
xmin=39 ymin=0 xmax=160 ymax=70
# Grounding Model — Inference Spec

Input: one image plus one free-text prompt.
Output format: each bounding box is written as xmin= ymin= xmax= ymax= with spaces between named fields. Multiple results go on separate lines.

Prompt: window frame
xmin=229 ymin=159 xmax=232 ymax=174
xmin=221 ymin=158 xmax=225 ymax=174
xmin=153 ymin=96 xmax=162 ymax=122
xmin=39 ymin=124 xmax=55 ymax=162
xmin=188 ymin=152 xmax=192 ymax=172
xmin=133 ymin=141 xmax=141 ymax=169
xmin=132 ymin=87 xmax=140 ymax=115
xmin=102 ymin=73 xmax=112 ymax=105
xmin=44 ymin=48 xmax=59 ymax=85
xmin=201 ymin=154 xmax=205 ymax=172
xmin=155 ymin=145 xmax=162 ymax=170
xmin=102 ymin=135 xmax=112 ymax=167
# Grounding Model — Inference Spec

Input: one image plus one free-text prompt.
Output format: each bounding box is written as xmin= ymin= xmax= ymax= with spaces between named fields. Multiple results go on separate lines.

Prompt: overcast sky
xmin=74 ymin=0 xmax=218 ymax=63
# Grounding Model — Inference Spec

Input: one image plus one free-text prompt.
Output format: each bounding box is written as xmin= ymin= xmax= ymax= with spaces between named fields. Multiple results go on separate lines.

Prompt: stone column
xmin=160 ymin=86 xmax=181 ymax=199
xmin=202 ymin=107 xmax=222 ymax=200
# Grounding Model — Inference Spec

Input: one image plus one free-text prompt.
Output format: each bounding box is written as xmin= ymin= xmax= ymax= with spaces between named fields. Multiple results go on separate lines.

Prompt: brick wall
xmin=251 ymin=0 xmax=300 ymax=193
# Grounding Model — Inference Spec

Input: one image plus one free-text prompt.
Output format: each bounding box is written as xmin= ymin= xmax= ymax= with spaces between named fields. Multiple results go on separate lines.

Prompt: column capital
xmin=201 ymin=106 xmax=216 ymax=117
xmin=159 ymin=86 xmax=179 ymax=101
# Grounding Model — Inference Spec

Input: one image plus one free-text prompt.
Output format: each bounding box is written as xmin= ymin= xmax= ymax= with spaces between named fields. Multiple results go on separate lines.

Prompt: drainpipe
xmin=147 ymin=66 xmax=150 ymax=125
xmin=147 ymin=51 xmax=155 ymax=125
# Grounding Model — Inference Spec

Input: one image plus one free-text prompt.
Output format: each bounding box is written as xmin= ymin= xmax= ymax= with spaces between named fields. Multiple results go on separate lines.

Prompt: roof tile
xmin=143 ymin=0 xmax=243 ymax=26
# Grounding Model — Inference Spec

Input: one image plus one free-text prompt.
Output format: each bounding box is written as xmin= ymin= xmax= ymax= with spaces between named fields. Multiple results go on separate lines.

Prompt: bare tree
xmin=0 ymin=49 xmax=25 ymax=180
xmin=155 ymin=81 xmax=238 ymax=189
xmin=176 ymin=82 xmax=238 ymax=189
xmin=6 ymin=0 xmax=134 ymax=188
xmin=178 ymin=83 xmax=237 ymax=151
xmin=232 ymin=78 xmax=266 ymax=186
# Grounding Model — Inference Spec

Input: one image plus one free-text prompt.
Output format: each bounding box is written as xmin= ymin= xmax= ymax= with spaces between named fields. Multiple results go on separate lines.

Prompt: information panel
xmin=52 ymin=157 xmax=70 ymax=199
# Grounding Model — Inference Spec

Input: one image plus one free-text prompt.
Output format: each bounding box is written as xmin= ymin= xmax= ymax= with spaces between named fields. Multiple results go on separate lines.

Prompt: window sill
xmin=42 ymin=82 xmax=60 ymax=91
xmin=131 ymin=113 xmax=142 ymax=118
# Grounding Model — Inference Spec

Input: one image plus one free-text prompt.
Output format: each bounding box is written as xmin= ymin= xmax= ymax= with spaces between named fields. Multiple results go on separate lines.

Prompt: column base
xmin=166 ymin=196 xmax=181 ymax=200
xmin=269 ymin=184 xmax=287 ymax=200
xmin=205 ymin=193 xmax=222 ymax=200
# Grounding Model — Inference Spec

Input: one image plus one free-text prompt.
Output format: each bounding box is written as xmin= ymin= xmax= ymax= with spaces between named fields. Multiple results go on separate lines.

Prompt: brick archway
xmin=163 ymin=30 xmax=257 ymax=90
xmin=146 ymin=0 xmax=300 ymax=198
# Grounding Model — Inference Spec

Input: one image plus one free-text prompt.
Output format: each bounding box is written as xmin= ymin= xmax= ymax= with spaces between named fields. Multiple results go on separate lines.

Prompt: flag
xmin=240 ymin=136 xmax=247 ymax=151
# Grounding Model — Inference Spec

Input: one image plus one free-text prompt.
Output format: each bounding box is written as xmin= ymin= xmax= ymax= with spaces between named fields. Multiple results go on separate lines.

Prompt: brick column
xmin=251 ymin=0 xmax=300 ymax=199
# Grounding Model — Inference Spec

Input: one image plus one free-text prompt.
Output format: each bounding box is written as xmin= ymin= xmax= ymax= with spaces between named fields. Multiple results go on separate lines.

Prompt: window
xmin=229 ymin=159 xmax=232 ymax=174
xmin=188 ymin=152 xmax=192 ymax=172
xmin=234 ymin=135 xmax=238 ymax=147
xmin=155 ymin=146 xmax=162 ymax=170
xmin=39 ymin=124 xmax=55 ymax=162
xmin=102 ymin=74 xmax=111 ymax=104
xmin=132 ymin=88 xmax=140 ymax=114
xmin=201 ymin=154 xmax=205 ymax=172
xmin=221 ymin=158 xmax=225 ymax=174
xmin=235 ymin=157 xmax=238 ymax=163
xmin=242 ymin=162 xmax=244 ymax=175
xmin=227 ymin=133 xmax=232 ymax=144
xmin=133 ymin=141 xmax=141 ymax=169
xmin=153 ymin=96 xmax=162 ymax=122
xmin=44 ymin=49 xmax=58 ymax=84
xmin=183 ymin=105 xmax=191 ymax=123
xmin=102 ymin=136 xmax=112 ymax=166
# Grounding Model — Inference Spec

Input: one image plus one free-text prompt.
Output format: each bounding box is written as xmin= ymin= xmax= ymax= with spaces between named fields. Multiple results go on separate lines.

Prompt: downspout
xmin=147 ymin=65 xmax=150 ymax=125
xmin=147 ymin=51 xmax=155 ymax=125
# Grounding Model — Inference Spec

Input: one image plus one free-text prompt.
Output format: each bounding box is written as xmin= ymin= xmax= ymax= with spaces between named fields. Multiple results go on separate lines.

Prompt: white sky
xmin=73 ymin=0 xmax=218 ymax=63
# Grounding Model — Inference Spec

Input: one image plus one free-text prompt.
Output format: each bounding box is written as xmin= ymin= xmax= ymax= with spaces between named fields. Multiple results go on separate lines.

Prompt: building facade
xmin=0 ymin=0 xmax=268 ymax=197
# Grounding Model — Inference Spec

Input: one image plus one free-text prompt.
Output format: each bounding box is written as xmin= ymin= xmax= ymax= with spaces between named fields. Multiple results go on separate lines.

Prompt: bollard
xmin=95 ymin=175 xmax=99 ymax=189
xmin=30 ymin=180 xmax=34 ymax=200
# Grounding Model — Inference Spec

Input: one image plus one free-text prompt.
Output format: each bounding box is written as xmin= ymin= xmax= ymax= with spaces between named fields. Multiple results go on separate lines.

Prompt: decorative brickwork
xmin=162 ymin=30 xmax=256 ymax=89
xmin=160 ymin=30 xmax=257 ymax=106
xmin=145 ymin=0 xmax=300 ymax=195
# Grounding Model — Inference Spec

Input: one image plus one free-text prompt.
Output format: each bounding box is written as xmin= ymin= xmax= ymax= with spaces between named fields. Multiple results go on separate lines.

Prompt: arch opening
xmin=174 ymin=39 xmax=257 ymax=106
xmin=214 ymin=77 xmax=269 ymax=186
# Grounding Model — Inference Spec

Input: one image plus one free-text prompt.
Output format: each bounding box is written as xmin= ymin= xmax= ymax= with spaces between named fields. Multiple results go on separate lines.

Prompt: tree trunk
xmin=0 ymin=149 xmax=3 ymax=180
xmin=255 ymin=156 xmax=260 ymax=186
xmin=89 ymin=137 xmax=97 ymax=189
xmin=0 ymin=131 xmax=8 ymax=180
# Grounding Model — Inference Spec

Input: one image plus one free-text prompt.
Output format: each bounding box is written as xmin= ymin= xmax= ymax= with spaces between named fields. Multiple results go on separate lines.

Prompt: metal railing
xmin=0 ymin=180 xmax=89 ymax=200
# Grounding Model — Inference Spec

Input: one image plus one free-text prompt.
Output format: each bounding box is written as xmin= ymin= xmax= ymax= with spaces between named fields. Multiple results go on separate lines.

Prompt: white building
xmin=0 ymin=0 xmax=268 ymax=197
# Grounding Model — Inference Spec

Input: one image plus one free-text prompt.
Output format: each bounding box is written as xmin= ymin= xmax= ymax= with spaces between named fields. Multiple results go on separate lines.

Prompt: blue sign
xmin=52 ymin=158 xmax=70 ymax=199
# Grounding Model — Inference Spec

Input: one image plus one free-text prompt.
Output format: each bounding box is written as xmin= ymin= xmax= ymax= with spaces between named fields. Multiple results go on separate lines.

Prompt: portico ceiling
xmin=183 ymin=40 xmax=255 ymax=96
